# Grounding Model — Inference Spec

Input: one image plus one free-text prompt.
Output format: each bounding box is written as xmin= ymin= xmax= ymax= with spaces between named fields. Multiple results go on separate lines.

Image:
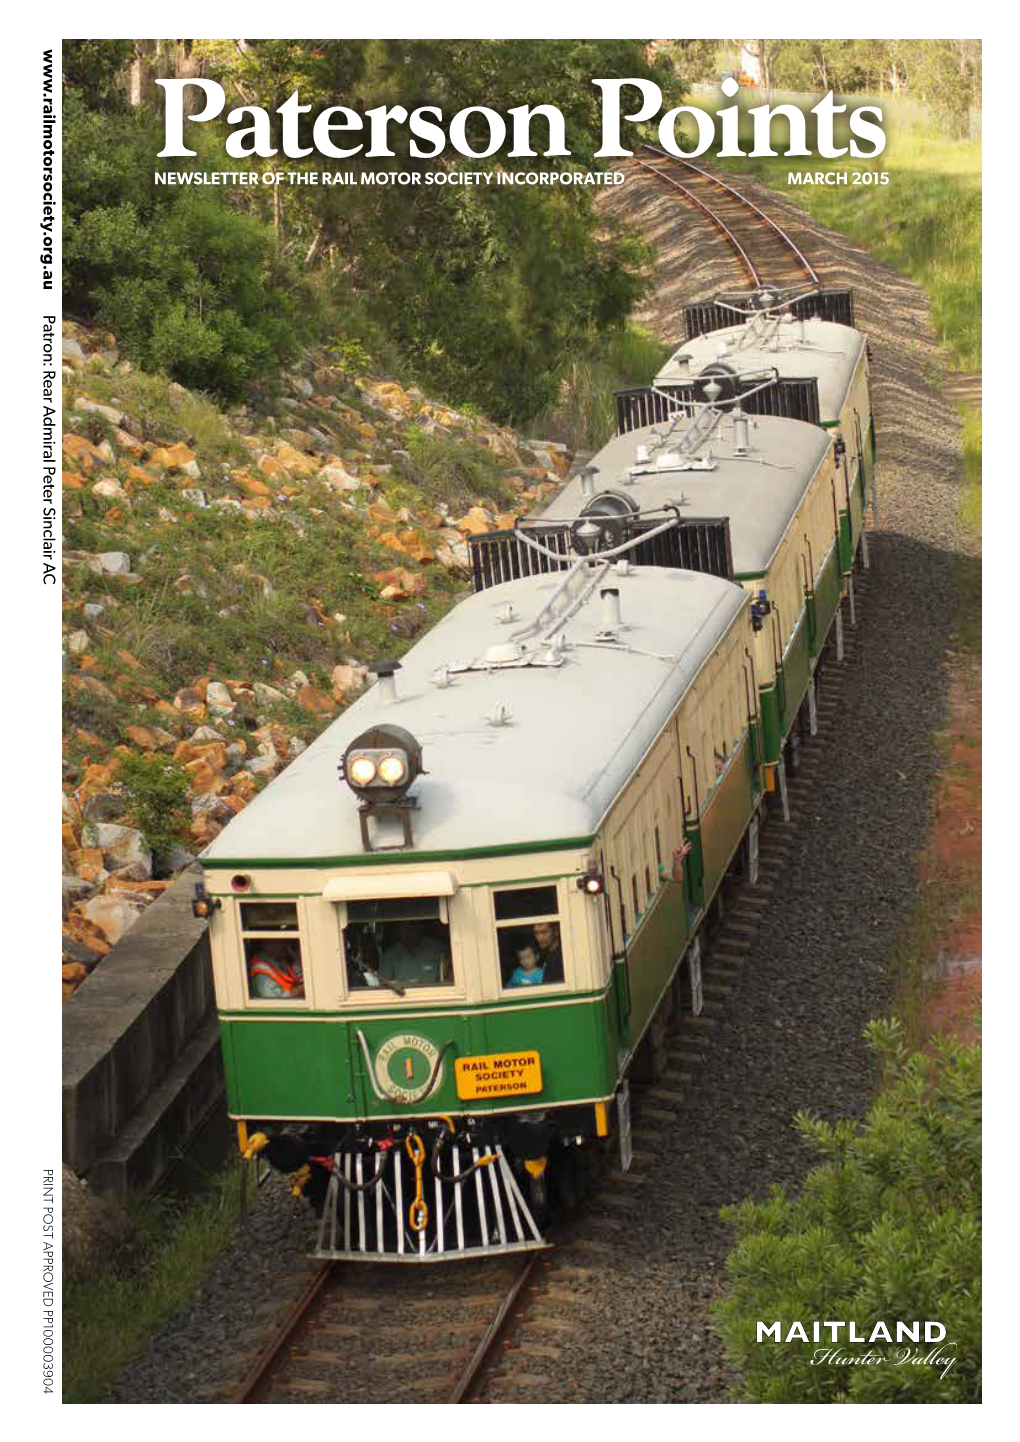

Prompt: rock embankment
xmin=62 ymin=324 xmax=573 ymax=995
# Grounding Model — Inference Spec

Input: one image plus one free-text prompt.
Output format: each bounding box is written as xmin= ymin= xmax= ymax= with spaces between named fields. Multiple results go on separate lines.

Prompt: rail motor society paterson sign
xmin=455 ymin=1051 xmax=542 ymax=1100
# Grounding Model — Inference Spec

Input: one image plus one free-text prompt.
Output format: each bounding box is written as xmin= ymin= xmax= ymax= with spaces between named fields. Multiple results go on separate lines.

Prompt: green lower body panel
xmin=623 ymin=879 xmax=689 ymax=1043
xmin=809 ymin=545 xmax=843 ymax=659
xmin=760 ymin=611 xmax=811 ymax=761
xmin=219 ymin=993 xmax=618 ymax=1123
xmin=699 ymin=735 xmax=756 ymax=899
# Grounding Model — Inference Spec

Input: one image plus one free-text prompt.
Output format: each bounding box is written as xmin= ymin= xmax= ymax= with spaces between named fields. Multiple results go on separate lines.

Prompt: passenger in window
xmin=381 ymin=922 xmax=446 ymax=986
xmin=248 ymin=940 xmax=304 ymax=1000
xmin=532 ymin=921 xmax=563 ymax=983
xmin=508 ymin=942 xmax=545 ymax=988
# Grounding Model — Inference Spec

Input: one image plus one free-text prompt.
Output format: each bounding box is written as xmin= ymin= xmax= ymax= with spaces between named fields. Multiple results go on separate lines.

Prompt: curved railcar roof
xmin=542 ymin=414 xmax=831 ymax=577
xmin=202 ymin=567 xmax=747 ymax=865
xmin=657 ymin=318 xmax=866 ymax=422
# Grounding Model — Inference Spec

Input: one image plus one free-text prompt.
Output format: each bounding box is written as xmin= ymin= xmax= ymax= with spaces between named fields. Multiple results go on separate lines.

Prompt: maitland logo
xmin=759 ymin=1320 xmax=947 ymax=1344
xmin=758 ymin=1320 xmax=957 ymax=1380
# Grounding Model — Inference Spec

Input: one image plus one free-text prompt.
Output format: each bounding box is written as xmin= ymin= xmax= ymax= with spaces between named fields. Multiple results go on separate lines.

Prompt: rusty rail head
xmin=627 ymin=152 xmax=761 ymax=287
xmin=449 ymin=1252 xmax=539 ymax=1403
xmin=231 ymin=1261 xmax=336 ymax=1403
xmin=639 ymin=143 xmax=820 ymax=285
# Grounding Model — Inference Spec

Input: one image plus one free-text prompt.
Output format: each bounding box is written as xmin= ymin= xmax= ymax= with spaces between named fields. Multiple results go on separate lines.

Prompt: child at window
xmin=508 ymin=943 xmax=545 ymax=988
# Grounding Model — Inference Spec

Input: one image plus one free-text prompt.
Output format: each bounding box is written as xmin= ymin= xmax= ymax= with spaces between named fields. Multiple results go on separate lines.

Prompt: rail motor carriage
xmin=617 ymin=285 xmax=875 ymax=580
xmin=196 ymin=288 xmax=872 ymax=1262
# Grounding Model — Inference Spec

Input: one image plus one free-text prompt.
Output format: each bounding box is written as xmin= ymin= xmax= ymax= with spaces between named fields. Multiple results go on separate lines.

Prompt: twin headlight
xmin=348 ymin=751 xmax=409 ymax=787
xmin=341 ymin=723 xmax=423 ymax=803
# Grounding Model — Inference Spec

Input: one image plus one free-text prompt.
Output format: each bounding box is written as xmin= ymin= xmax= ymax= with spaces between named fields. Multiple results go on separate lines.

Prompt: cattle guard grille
xmin=313 ymin=1144 xmax=549 ymax=1262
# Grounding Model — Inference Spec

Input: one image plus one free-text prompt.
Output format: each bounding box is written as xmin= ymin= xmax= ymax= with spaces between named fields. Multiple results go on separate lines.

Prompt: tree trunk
xmin=128 ymin=40 xmax=157 ymax=108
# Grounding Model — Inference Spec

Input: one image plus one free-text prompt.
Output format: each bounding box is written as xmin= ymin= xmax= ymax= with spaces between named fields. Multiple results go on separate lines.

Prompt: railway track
xmin=629 ymin=143 xmax=819 ymax=289
xmin=228 ymin=567 xmax=869 ymax=1405
xmin=232 ymin=1250 xmax=538 ymax=1403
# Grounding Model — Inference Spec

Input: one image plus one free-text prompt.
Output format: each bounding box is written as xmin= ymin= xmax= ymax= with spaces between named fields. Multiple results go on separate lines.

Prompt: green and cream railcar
xmin=657 ymin=314 xmax=875 ymax=575
xmin=542 ymin=411 xmax=842 ymax=796
xmin=198 ymin=564 xmax=760 ymax=1259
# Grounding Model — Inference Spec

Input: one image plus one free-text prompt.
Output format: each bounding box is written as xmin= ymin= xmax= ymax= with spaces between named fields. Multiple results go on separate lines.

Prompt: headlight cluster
xmin=341 ymin=723 xmax=423 ymax=804
xmin=348 ymin=750 xmax=409 ymax=787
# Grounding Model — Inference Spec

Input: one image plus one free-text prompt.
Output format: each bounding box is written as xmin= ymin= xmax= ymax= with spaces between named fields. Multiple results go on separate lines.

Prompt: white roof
xmin=541 ymin=414 xmax=831 ymax=576
xmin=656 ymin=317 xmax=866 ymax=422
xmin=202 ymin=567 xmax=747 ymax=865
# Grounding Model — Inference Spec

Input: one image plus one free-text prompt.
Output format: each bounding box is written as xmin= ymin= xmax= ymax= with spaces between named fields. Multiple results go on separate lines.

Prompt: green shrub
xmin=63 ymin=89 xmax=307 ymax=400
xmin=713 ymin=1019 xmax=981 ymax=1402
xmin=117 ymin=753 xmax=191 ymax=873
xmin=328 ymin=335 xmax=374 ymax=377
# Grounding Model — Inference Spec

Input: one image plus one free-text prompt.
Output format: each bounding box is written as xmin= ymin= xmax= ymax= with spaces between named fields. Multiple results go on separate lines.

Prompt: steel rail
xmin=231 ymin=1248 xmax=538 ymax=1404
xmin=450 ymin=1252 xmax=539 ymax=1403
xmin=626 ymin=152 xmax=760 ymax=286
xmin=231 ymin=1260 xmax=335 ymax=1403
xmin=639 ymin=143 xmax=820 ymax=284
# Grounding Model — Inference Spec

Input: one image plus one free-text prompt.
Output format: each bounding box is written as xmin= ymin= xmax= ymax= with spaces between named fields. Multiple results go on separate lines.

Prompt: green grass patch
xmin=402 ymin=428 xmax=514 ymax=511
xmin=63 ymin=1160 xmax=244 ymax=1403
xmin=70 ymin=368 xmax=251 ymax=472
xmin=960 ymin=405 xmax=982 ymax=536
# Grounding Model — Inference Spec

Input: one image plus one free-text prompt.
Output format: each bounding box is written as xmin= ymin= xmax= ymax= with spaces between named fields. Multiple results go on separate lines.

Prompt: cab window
xmin=343 ymin=897 xmax=453 ymax=992
xmin=241 ymin=902 xmax=305 ymax=1003
xmin=494 ymin=885 xmax=563 ymax=990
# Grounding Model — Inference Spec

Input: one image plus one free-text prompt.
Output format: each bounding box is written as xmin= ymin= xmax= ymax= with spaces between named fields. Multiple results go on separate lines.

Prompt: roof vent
xmin=432 ymin=665 xmax=453 ymax=688
xmin=497 ymin=602 xmax=516 ymax=624
xmin=600 ymin=586 xmax=622 ymax=634
xmin=733 ymin=405 xmax=750 ymax=455
xmin=579 ymin=464 xmax=599 ymax=499
xmin=487 ymin=703 xmax=513 ymax=727
xmin=369 ymin=659 xmax=401 ymax=706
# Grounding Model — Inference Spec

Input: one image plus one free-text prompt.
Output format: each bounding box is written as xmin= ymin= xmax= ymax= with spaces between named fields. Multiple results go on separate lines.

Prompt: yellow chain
xmin=405 ymin=1132 xmax=428 ymax=1232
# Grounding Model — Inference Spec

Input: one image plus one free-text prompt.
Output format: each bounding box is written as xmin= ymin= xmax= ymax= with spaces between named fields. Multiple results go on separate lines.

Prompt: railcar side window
xmin=343 ymin=898 xmax=453 ymax=992
xmin=241 ymin=902 xmax=306 ymax=1003
xmin=494 ymin=886 xmax=563 ymax=990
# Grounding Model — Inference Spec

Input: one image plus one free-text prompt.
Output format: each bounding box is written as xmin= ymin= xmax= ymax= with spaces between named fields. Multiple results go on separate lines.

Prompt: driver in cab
xmin=381 ymin=922 xmax=446 ymax=986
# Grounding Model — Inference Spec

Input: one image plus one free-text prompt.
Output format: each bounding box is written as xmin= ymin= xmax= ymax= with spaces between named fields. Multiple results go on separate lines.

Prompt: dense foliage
xmin=63 ymin=39 xmax=682 ymax=419
xmin=63 ymin=87 xmax=306 ymax=398
xmin=713 ymin=1019 xmax=981 ymax=1402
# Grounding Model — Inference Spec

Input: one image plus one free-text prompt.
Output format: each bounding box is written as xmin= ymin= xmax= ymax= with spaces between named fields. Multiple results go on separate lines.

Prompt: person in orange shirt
xmin=248 ymin=941 xmax=304 ymax=999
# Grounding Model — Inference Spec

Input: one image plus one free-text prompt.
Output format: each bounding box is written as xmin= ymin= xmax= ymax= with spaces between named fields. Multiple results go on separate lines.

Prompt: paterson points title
xmin=157 ymin=77 xmax=886 ymax=161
